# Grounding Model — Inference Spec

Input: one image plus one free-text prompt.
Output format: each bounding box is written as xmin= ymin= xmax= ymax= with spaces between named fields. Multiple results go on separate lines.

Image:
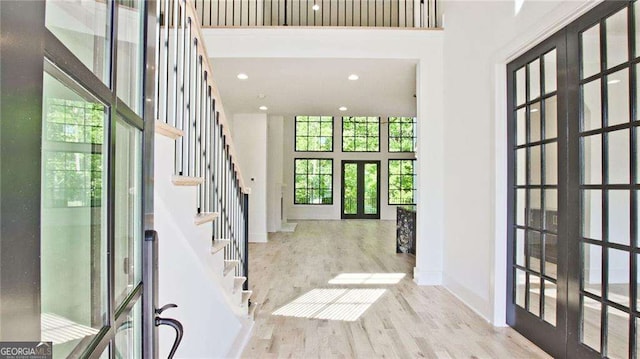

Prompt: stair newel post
xmin=243 ymin=191 xmax=249 ymax=291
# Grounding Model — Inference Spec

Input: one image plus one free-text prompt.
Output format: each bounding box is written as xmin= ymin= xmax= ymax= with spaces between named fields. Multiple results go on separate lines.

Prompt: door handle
xmin=154 ymin=303 xmax=183 ymax=359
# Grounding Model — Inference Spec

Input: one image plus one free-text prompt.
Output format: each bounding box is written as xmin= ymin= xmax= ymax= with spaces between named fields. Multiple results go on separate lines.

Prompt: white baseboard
xmin=249 ymin=232 xmax=267 ymax=243
xmin=413 ymin=268 xmax=443 ymax=285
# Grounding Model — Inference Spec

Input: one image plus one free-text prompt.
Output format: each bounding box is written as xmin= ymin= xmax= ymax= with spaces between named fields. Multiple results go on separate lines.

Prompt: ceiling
xmin=209 ymin=58 xmax=418 ymax=118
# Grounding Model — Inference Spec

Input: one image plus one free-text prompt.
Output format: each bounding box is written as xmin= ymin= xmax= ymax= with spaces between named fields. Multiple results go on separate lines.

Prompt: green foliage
xmin=294 ymin=159 xmax=333 ymax=204
xmin=389 ymin=159 xmax=416 ymax=204
xmin=43 ymin=98 xmax=105 ymax=208
xmin=342 ymin=116 xmax=379 ymax=152
xmin=388 ymin=117 xmax=416 ymax=152
xmin=295 ymin=116 xmax=333 ymax=151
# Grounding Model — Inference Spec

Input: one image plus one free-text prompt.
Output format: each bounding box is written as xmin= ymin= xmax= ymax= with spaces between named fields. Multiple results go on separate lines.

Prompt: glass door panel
xmin=114 ymin=117 xmax=143 ymax=308
xmin=40 ymin=66 xmax=108 ymax=358
xmin=343 ymin=163 xmax=357 ymax=215
xmin=364 ymin=163 xmax=378 ymax=215
xmin=341 ymin=161 xmax=380 ymax=219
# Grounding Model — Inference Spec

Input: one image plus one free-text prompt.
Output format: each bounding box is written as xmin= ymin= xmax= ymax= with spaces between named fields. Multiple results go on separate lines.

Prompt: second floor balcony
xmin=180 ymin=0 xmax=441 ymax=28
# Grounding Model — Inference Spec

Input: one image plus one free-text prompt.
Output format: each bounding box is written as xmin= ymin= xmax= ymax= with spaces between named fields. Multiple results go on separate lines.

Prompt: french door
xmin=341 ymin=160 xmax=381 ymax=219
xmin=508 ymin=1 xmax=640 ymax=357
xmin=0 ymin=1 xmax=157 ymax=358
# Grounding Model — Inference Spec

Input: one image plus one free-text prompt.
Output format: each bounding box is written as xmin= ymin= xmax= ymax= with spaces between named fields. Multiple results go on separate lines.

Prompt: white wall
xmin=441 ymin=0 xmax=598 ymax=324
xmin=267 ymin=115 xmax=284 ymax=232
xmin=232 ymin=113 xmax=268 ymax=242
xmin=204 ymin=28 xmax=445 ymax=291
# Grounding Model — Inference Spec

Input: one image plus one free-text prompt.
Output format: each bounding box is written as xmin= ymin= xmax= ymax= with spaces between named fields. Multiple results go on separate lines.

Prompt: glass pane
xmin=582 ymin=190 xmax=602 ymax=240
xmin=99 ymin=345 xmax=109 ymax=359
xmin=637 ymin=254 xmax=640 ymax=309
xmin=545 ymin=95 xmax=557 ymax=139
xmin=364 ymin=163 xmax=378 ymax=215
xmin=529 ymin=274 xmax=541 ymax=316
xmin=606 ymin=306 xmax=629 ymax=359
xmin=116 ymin=0 xmax=144 ymax=115
xmin=608 ymin=190 xmax=630 ymax=246
xmin=636 ymin=2 xmax=640 ymax=59
xmin=530 ymin=145 xmax=541 ymax=185
xmin=516 ymin=189 xmax=526 ymax=226
xmin=637 ymin=128 xmax=640 ymax=184
xmin=582 ymin=296 xmax=602 ymax=352
xmin=607 ymin=69 xmax=630 ymax=126
xmin=530 ymin=102 xmax=541 ymax=142
xmin=115 ymin=300 xmax=142 ymax=359
xmin=114 ymin=117 xmax=142 ymax=307
xmin=607 ymin=248 xmax=629 ymax=308
xmin=343 ymin=163 xmax=357 ymax=215
xmin=607 ymin=130 xmax=630 ymax=184
xmin=545 ymin=234 xmax=558 ymax=279
xmin=544 ymin=189 xmax=558 ymax=232
xmin=45 ymin=0 xmax=110 ymax=84
xmin=516 ymin=269 xmax=526 ymax=308
xmin=582 ymin=24 xmax=601 ymax=79
xmin=582 ymin=134 xmax=602 ymax=184
xmin=516 ymin=108 xmax=526 ymax=145
xmin=544 ymin=50 xmax=557 ymax=94
xmin=529 ymin=59 xmax=541 ymax=101
xmin=41 ymin=70 xmax=107 ymax=357
xmin=529 ymin=189 xmax=541 ymax=228
xmin=516 ymin=67 xmax=526 ymax=106
xmin=517 ymin=148 xmax=526 ymax=185
xmin=583 ymin=243 xmax=602 ymax=296
xmin=543 ymin=280 xmax=557 ymax=326
xmin=544 ymin=142 xmax=557 ymax=185
xmin=606 ymin=8 xmax=628 ymax=69
xmin=582 ymin=79 xmax=602 ymax=131
xmin=516 ymin=229 xmax=525 ymax=267
xmin=528 ymin=230 xmax=542 ymax=273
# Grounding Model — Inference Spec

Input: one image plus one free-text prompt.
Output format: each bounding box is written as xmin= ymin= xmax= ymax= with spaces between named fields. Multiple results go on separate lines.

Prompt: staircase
xmin=155 ymin=123 xmax=255 ymax=358
xmin=153 ymin=0 xmax=256 ymax=357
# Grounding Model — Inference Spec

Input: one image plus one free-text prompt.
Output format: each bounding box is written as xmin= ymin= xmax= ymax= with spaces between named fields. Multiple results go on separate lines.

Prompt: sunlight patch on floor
xmin=272 ymin=288 xmax=386 ymax=321
xmin=328 ymin=273 xmax=406 ymax=285
xmin=41 ymin=312 xmax=99 ymax=345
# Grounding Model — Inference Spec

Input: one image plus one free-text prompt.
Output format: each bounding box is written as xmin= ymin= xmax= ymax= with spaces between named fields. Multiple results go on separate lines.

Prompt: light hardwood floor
xmin=242 ymin=220 xmax=550 ymax=358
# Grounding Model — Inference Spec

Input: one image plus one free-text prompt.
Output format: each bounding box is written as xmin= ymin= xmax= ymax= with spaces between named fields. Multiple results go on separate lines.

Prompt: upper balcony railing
xmin=189 ymin=0 xmax=440 ymax=28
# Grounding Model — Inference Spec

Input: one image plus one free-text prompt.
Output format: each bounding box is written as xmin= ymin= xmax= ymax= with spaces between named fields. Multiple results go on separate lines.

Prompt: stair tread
xmin=241 ymin=290 xmax=253 ymax=305
xmin=155 ymin=120 xmax=184 ymax=139
xmin=233 ymin=276 xmax=247 ymax=292
xmin=248 ymin=302 xmax=259 ymax=319
xmin=223 ymin=260 xmax=240 ymax=276
xmin=172 ymin=175 xmax=204 ymax=186
xmin=194 ymin=212 xmax=219 ymax=225
xmin=210 ymin=239 xmax=230 ymax=254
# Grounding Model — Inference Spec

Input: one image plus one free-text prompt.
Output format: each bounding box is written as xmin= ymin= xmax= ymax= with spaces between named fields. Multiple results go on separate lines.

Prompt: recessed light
xmin=237 ymin=73 xmax=248 ymax=80
xmin=312 ymin=4 xmax=320 ymax=11
xmin=339 ymin=106 xmax=347 ymax=111
xmin=608 ymin=79 xmax=621 ymax=85
xmin=259 ymin=106 xmax=268 ymax=111
xmin=348 ymin=74 xmax=359 ymax=81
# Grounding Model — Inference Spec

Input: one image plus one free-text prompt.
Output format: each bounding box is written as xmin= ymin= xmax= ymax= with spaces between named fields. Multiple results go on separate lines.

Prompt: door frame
xmin=341 ymin=160 xmax=381 ymax=219
xmin=0 ymin=1 xmax=158 ymax=357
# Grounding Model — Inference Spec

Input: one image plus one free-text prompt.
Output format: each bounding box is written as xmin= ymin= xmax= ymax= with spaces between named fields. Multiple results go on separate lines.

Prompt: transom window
xmin=295 ymin=116 xmax=333 ymax=152
xmin=388 ymin=159 xmax=416 ymax=205
xmin=388 ymin=116 xmax=416 ymax=152
xmin=342 ymin=116 xmax=380 ymax=152
xmin=294 ymin=159 xmax=333 ymax=205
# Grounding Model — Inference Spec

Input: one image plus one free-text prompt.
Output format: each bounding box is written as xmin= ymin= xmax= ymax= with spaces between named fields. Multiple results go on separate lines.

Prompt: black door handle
xmin=154 ymin=303 xmax=183 ymax=359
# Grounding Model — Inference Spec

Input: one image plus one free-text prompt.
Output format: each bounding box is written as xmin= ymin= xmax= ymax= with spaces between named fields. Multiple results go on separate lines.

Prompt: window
xmin=388 ymin=116 xmax=416 ymax=152
xmin=295 ymin=116 xmax=333 ymax=151
xmin=342 ymin=116 xmax=380 ymax=152
xmin=45 ymin=98 xmax=104 ymax=144
xmin=294 ymin=159 xmax=333 ymax=204
xmin=388 ymin=159 xmax=416 ymax=205
xmin=43 ymin=151 xmax=103 ymax=208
